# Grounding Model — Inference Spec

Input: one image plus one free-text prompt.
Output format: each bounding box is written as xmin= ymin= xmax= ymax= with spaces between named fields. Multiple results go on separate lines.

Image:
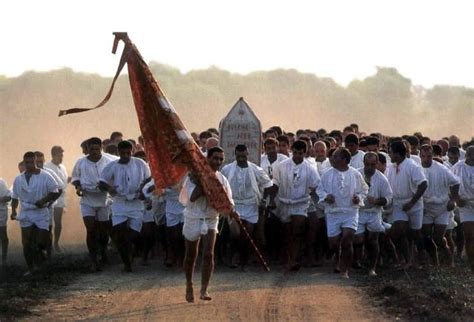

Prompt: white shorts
xmin=235 ymin=203 xmax=259 ymax=224
xmin=80 ymin=204 xmax=110 ymax=222
xmin=112 ymin=211 xmax=143 ymax=232
xmin=390 ymin=203 xmax=423 ymax=230
xmin=277 ymin=202 xmax=309 ymax=224
xmin=423 ymin=203 xmax=450 ymax=226
xmin=459 ymin=207 xmax=474 ymax=223
xmin=0 ymin=209 xmax=7 ymax=227
xmin=18 ymin=210 xmax=50 ymax=231
xmin=166 ymin=212 xmax=184 ymax=227
xmin=356 ymin=211 xmax=385 ymax=234
xmin=326 ymin=211 xmax=359 ymax=238
xmin=182 ymin=216 xmax=219 ymax=242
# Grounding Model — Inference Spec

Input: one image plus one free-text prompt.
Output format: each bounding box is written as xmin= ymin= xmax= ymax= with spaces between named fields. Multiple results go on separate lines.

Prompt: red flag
xmin=59 ymin=32 xmax=233 ymax=215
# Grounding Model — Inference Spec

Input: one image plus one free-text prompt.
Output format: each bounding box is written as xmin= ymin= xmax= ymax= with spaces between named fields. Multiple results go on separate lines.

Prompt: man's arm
xmin=35 ymin=191 xmax=61 ymax=208
xmin=403 ymin=181 xmax=427 ymax=211
xmin=10 ymin=198 xmax=19 ymax=220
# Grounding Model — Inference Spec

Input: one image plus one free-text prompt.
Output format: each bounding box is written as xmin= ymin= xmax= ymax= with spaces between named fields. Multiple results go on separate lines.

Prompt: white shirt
xmin=44 ymin=162 xmax=68 ymax=190
xmin=452 ymin=161 xmax=474 ymax=207
xmin=359 ymin=169 xmax=393 ymax=214
xmin=179 ymin=171 xmax=233 ymax=219
xmin=273 ymin=158 xmax=320 ymax=204
xmin=317 ymin=167 xmax=368 ymax=214
xmin=222 ymin=161 xmax=273 ymax=204
xmin=100 ymin=157 xmax=151 ymax=214
xmin=316 ymin=158 xmax=332 ymax=175
xmin=409 ymin=154 xmax=422 ymax=166
xmin=72 ymin=155 xmax=114 ymax=207
xmin=12 ymin=170 xmax=59 ymax=217
xmin=349 ymin=150 xmax=365 ymax=170
xmin=0 ymin=179 xmax=11 ymax=211
xmin=164 ymin=186 xmax=185 ymax=215
xmin=421 ymin=161 xmax=460 ymax=204
xmin=386 ymin=158 xmax=427 ymax=206
xmin=260 ymin=153 xmax=288 ymax=179
xmin=444 ymin=160 xmax=458 ymax=169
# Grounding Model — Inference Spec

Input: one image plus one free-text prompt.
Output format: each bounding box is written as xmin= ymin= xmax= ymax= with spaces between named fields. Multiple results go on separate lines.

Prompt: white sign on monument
xmin=219 ymin=97 xmax=262 ymax=165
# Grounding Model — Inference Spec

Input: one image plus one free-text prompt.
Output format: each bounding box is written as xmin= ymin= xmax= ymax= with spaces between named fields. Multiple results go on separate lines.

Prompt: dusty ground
xmin=11 ymin=259 xmax=385 ymax=321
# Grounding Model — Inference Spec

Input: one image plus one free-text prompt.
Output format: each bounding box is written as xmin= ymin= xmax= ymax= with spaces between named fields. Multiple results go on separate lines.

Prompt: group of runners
xmin=1 ymin=125 xmax=473 ymax=302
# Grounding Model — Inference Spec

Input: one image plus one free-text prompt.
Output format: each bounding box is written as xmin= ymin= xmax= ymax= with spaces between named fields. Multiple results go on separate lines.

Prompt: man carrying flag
xmin=179 ymin=146 xmax=235 ymax=302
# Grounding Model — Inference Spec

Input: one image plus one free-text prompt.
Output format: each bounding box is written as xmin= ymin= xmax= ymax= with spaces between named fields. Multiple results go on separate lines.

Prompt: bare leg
xmin=422 ymin=224 xmax=437 ymax=265
xmin=53 ymin=207 xmax=64 ymax=251
xmin=391 ymin=221 xmax=410 ymax=267
xmin=462 ymin=222 xmax=474 ymax=272
xmin=353 ymin=233 xmax=365 ymax=268
xmin=0 ymin=227 xmax=8 ymax=265
xmin=288 ymin=215 xmax=306 ymax=270
xmin=83 ymin=216 xmax=100 ymax=270
xmin=184 ymin=238 xmax=199 ymax=302
xmin=340 ymin=228 xmax=355 ymax=277
xmin=21 ymin=226 xmax=35 ymax=273
xmin=305 ymin=213 xmax=319 ymax=267
xmin=445 ymin=229 xmax=455 ymax=267
xmin=112 ymin=222 xmax=132 ymax=272
xmin=239 ymin=220 xmax=255 ymax=271
xmin=200 ymin=230 xmax=217 ymax=300
xmin=433 ymin=224 xmax=449 ymax=266
xmin=366 ymin=232 xmax=380 ymax=274
xmin=328 ymin=235 xmax=341 ymax=273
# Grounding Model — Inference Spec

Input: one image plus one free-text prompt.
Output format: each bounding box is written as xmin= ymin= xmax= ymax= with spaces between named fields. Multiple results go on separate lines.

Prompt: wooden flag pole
xmin=235 ymin=217 xmax=270 ymax=272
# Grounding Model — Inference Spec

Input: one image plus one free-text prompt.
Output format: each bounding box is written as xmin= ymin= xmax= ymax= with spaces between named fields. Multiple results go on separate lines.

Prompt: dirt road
xmin=29 ymin=262 xmax=386 ymax=321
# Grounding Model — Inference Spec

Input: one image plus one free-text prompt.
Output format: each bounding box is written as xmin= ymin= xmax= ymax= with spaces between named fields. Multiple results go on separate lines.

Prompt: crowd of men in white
xmin=0 ymin=126 xmax=473 ymax=291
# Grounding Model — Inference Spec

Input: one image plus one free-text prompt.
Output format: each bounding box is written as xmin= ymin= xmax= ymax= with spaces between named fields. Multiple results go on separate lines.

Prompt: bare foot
xmin=341 ymin=271 xmax=349 ymax=279
xmin=186 ymin=285 xmax=194 ymax=303
xmin=368 ymin=269 xmax=377 ymax=277
xmin=200 ymin=292 xmax=212 ymax=301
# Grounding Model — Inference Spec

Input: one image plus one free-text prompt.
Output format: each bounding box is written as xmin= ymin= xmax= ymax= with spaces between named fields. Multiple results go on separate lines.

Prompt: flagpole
xmin=235 ymin=217 xmax=270 ymax=272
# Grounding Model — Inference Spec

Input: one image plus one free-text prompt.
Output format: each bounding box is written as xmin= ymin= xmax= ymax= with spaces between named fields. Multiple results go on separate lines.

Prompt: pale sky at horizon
xmin=1 ymin=0 xmax=473 ymax=88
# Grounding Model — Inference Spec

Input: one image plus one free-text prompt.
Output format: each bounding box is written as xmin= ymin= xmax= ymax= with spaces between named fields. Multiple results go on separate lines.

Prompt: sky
xmin=1 ymin=0 xmax=473 ymax=88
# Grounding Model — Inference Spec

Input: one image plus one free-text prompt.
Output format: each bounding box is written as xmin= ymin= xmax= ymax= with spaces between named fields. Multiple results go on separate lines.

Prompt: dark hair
xmin=235 ymin=144 xmax=248 ymax=153
xmin=407 ymin=135 xmax=419 ymax=147
xmin=359 ymin=140 xmax=367 ymax=148
xmin=51 ymin=145 xmax=64 ymax=156
xmin=338 ymin=148 xmax=352 ymax=164
xmin=296 ymin=129 xmax=307 ymax=137
xmin=421 ymin=136 xmax=431 ymax=143
xmin=447 ymin=146 xmax=460 ymax=155
xmin=34 ymin=151 xmax=44 ymax=158
xmin=344 ymin=133 xmax=359 ymax=145
xmin=377 ymin=153 xmax=387 ymax=164
xmin=207 ymin=146 xmax=225 ymax=159
xmin=207 ymin=128 xmax=219 ymax=136
xmin=117 ymin=140 xmax=133 ymax=150
xmin=88 ymin=137 xmax=102 ymax=147
xmin=323 ymin=140 xmax=331 ymax=149
xmin=276 ymin=135 xmax=289 ymax=145
xmin=390 ymin=141 xmax=407 ymax=157
xmin=264 ymin=138 xmax=278 ymax=147
xmin=365 ymin=136 xmax=379 ymax=146
xmin=110 ymin=131 xmax=123 ymax=141
xmin=80 ymin=139 xmax=90 ymax=148
xmin=133 ymin=151 xmax=147 ymax=159
xmin=364 ymin=151 xmax=378 ymax=162
xmin=23 ymin=151 xmax=36 ymax=160
xmin=343 ymin=126 xmax=354 ymax=133
xmin=327 ymin=147 xmax=337 ymax=158
xmin=292 ymin=140 xmax=308 ymax=153
xmin=199 ymin=131 xmax=212 ymax=140
xmin=432 ymin=144 xmax=442 ymax=156
xmin=270 ymin=126 xmax=283 ymax=136
xmin=350 ymin=123 xmax=359 ymax=130
xmin=420 ymin=144 xmax=433 ymax=153
xmin=105 ymin=144 xmax=118 ymax=155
